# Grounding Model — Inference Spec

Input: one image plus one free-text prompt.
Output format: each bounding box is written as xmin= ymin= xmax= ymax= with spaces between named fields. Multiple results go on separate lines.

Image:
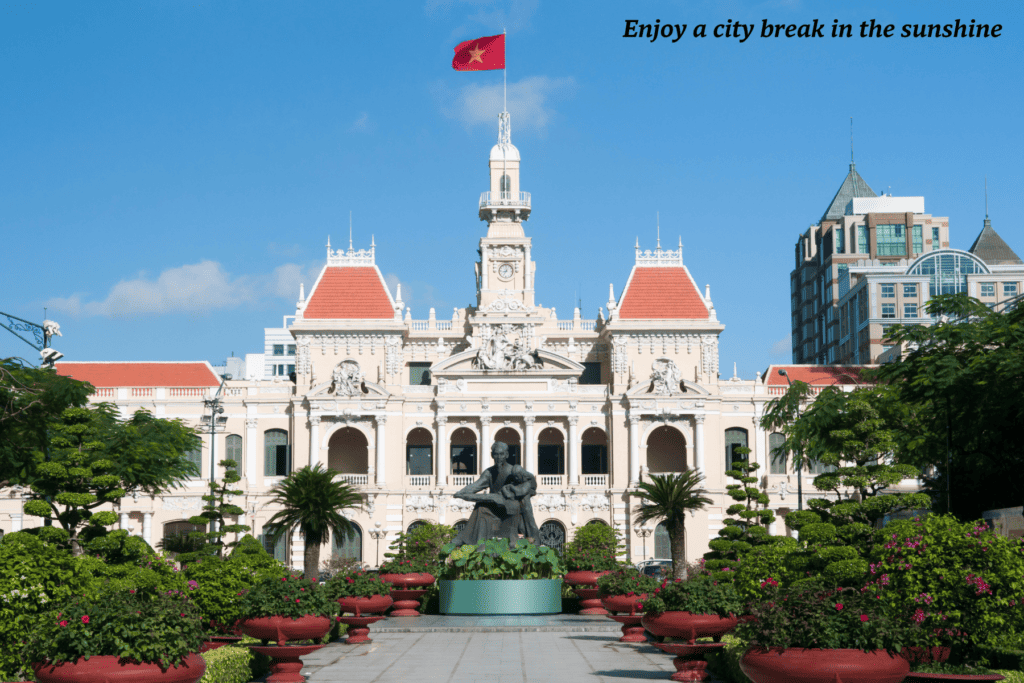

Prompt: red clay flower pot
xmin=641 ymin=611 xmax=738 ymax=643
xmin=34 ymin=653 xmax=206 ymax=683
xmin=239 ymin=615 xmax=332 ymax=645
xmin=740 ymin=647 xmax=910 ymax=683
xmin=900 ymin=646 xmax=952 ymax=666
xmin=336 ymin=594 xmax=393 ymax=616
xmin=600 ymin=594 xmax=649 ymax=614
xmin=904 ymin=674 xmax=1005 ymax=682
xmin=564 ymin=570 xmax=612 ymax=615
xmin=381 ymin=573 xmax=435 ymax=616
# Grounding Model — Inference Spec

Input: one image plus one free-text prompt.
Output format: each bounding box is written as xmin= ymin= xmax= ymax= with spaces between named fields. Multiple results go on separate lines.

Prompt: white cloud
xmin=350 ymin=112 xmax=375 ymax=133
xmin=770 ymin=334 xmax=792 ymax=358
xmin=45 ymin=259 xmax=323 ymax=319
xmin=438 ymin=75 xmax=577 ymax=132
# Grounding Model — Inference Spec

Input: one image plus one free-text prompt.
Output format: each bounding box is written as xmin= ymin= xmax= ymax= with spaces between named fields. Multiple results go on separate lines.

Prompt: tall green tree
xmin=164 ymin=458 xmax=251 ymax=564
xmin=632 ymin=471 xmax=713 ymax=580
xmin=263 ymin=464 xmax=364 ymax=580
xmin=704 ymin=455 xmax=778 ymax=582
xmin=874 ymin=293 xmax=1024 ymax=520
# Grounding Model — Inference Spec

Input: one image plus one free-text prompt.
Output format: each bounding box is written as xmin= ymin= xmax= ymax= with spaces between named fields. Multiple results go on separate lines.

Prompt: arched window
xmin=453 ymin=519 xmax=469 ymax=535
xmin=585 ymin=519 xmax=608 ymax=526
xmin=333 ymin=523 xmax=362 ymax=563
xmin=539 ymin=520 xmax=566 ymax=554
xmin=328 ymin=427 xmax=369 ymax=474
xmin=407 ymin=520 xmax=427 ymax=534
xmin=654 ymin=522 xmax=671 ymax=560
xmin=581 ymin=428 xmax=608 ymax=475
xmin=907 ymin=250 xmax=989 ymax=297
xmin=406 ymin=428 xmax=433 ymax=476
xmin=493 ymin=427 xmax=521 ymax=466
xmin=450 ymin=428 xmax=477 ymax=476
xmin=537 ymin=428 xmax=564 ymax=475
xmin=225 ymin=434 xmax=243 ymax=469
xmin=724 ymin=428 xmax=749 ymax=470
xmin=264 ymin=429 xmax=289 ymax=477
xmin=769 ymin=432 xmax=787 ymax=474
xmin=647 ymin=426 xmax=686 ymax=473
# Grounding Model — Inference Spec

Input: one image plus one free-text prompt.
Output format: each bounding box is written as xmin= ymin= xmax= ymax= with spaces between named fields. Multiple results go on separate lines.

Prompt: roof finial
xmin=850 ymin=116 xmax=855 ymax=169
xmin=327 ymin=235 xmax=331 ymax=252
xmin=349 ymin=211 xmax=353 ymax=251
xmin=656 ymin=212 xmax=661 ymax=249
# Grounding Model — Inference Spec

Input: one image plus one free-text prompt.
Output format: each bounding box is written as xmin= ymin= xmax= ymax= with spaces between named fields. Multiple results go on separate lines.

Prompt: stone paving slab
xmin=298 ymin=631 xmax=701 ymax=683
xmin=373 ymin=614 xmax=623 ymax=633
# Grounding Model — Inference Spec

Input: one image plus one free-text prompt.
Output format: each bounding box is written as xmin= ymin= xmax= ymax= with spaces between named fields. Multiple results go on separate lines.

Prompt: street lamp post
xmin=635 ymin=525 xmax=654 ymax=563
xmin=778 ymin=369 xmax=804 ymax=511
xmin=369 ymin=522 xmax=388 ymax=569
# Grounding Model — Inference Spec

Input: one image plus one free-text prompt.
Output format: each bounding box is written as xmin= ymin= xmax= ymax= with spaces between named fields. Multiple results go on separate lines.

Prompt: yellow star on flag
xmin=468 ymin=43 xmax=486 ymax=64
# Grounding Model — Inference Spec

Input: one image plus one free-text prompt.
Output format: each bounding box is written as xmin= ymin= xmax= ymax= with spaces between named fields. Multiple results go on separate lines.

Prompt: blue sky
xmin=2 ymin=0 xmax=1022 ymax=377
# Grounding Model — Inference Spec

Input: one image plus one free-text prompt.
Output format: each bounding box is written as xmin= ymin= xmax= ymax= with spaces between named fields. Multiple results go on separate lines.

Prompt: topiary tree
xmin=632 ymin=471 xmax=713 ymax=580
xmin=166 ymin=458 xmax=251 ymax=565
xmin=380 ymin=522 xmax=456 ymax=575
xmin=561 ymin=522 xmax=627 ymax=572
xmin=703 ymin=453 xmax=779 ymax=583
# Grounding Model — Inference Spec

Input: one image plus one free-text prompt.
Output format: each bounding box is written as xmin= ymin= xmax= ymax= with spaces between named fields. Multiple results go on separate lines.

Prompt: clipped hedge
xmin=704 ymin=633 xmax=747 ymax=683
xmin=199 ymin=644 xmax=252 ymax=683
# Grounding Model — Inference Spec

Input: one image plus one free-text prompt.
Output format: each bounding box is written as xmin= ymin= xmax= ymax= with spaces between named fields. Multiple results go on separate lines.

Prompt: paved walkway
xmin=292 ymin=615 xmax=724 ymax=683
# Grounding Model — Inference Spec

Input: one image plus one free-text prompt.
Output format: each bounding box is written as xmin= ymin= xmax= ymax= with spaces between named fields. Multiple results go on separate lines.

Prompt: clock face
xmin=498 ymin=263 xmax=514 ymax=280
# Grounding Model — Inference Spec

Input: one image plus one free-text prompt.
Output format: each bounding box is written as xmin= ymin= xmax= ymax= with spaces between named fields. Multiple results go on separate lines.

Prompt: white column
xmin=568 ymin=415 xmax=579 ymax=485
xmin=524 ymin=245 xmax=532 ymax=290
xmin=480 ymin=416 xmax=492 ymax=466
xmin=119 ymin=512 xmax=130 ymax=533
xmin=374 ymin=416 xmax=387 ymax=487
xmin=754 ymin=409 xmax=766 ymax=475
xmin=695 ymin=415 xmax=706 ymax=478
xmin=628 ymin=413 xmax=640 ymax=486
xmin=524 ymin=416 xmax=536 ymax=474
xmin=11 ymin=513 xmax=23 ymax=532
xmin=245 ymin=418 xmax=261 ymax=487
xmin=142 ymin=512 xmax=153 ymax=545
xmin=436 ymin=416 xmax=449 ymax=485
xmin=309 ymin=416 xmax=321 ymax=468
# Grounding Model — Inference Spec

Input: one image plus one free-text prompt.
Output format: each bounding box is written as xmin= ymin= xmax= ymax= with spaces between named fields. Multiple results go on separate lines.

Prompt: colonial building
xmin=4 ymin=115 xmax=906 ymax=568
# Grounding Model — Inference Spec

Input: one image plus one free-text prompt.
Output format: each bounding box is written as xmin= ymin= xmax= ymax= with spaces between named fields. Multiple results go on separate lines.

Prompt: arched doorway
xmin=654 ymin=521 xmax=670 ymax=559
xmin=537 ymin=427 xmax=564 ymax=475
xmin=328 ymin=427 xmax=369 ymax=474
xmin=581 ymin=427 xmax=608 ymax=475
xmin=647 ymin=426 xmax=687 ymax=473
xmin=493 ymin=427 xmax=521 ymax=466
xmin=406 ymin=427 xmax=433 ymax=476
xmin=450 ymin=428 xmax=478 ymax=476
xmin=539 ymin=520 xmax=566 ymax=554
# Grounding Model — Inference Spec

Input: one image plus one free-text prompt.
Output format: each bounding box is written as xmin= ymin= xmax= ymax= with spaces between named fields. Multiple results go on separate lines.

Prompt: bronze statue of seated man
xmin=451 ymin=441 xmax=540 ymax=546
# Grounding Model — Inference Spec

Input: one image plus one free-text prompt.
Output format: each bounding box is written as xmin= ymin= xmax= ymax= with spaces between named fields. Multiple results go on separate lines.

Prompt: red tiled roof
xmin=618 ymin=267 xmax=709 ymax=320
xmin=303 ymin=267 xmax=395 ymax=320
xmin=764 ymin=365 xmax=873 ymax=387
xmin=55 ymin=362 xmax=220 ymax=387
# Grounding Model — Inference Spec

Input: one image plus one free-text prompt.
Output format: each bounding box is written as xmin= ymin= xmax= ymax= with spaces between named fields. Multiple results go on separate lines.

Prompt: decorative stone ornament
xmin=330 ymin=359 xmax=364 ymax=396
xmin=650 ymin=357 xmax=681 ymax=395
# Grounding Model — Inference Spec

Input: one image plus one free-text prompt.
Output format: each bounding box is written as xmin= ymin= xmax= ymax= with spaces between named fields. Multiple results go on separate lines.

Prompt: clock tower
xmin=475 ymin=111 xmax=536 ymax=312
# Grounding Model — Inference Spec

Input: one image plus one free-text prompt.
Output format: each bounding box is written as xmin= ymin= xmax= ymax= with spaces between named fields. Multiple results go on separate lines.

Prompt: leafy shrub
xmin=237 ymin=573 xmax=334 ymax=619
xmin=596 ymin=566 xmax=660 ymax=598
xmin=185 ymin=554 xmax=286 ymax=634
xmin=78 ymin=550 xmax=188 ymax=599
xmin=230 ymin=533 xmax=284 ymax=571
xmin=199 ymin=644 xmax=252 ymax=683
xmin=439 ymin=538 xmax=564 ymax=580
xmin=640 ymin=574 xmax=743 ymax=616
xmin=704 ymin=633 xmax=747 ymax=683
xmin=324 ymin=570 xmax=393 ymax=598
xmin=561 ymin=523 xmax=625 ymax=572
xmin=865 ymin=514 xmax=1024 ymax=648
xmin=82 ymin=529 xmax=156 ymax=565
xmin=24 ymin=586 xmax=205 ymax=667
xmin=379 ymin=522 xmax=455 ymax=576
xmin=730 ymin=540 xmax=799 ymax=602
xmin=704 ymin=458 xmax=777 ymax=582
xmin=739 ymin=581 xmax=928 ymax=653
xmin=0 ymin=532 xmax=93 ymax=680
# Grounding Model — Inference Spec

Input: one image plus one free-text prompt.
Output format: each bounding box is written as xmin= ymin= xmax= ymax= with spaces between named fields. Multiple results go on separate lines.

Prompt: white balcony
xmin=479 ymin=191 xmax=531 ymax=210
xmin=583 ymin=474 xmax=608 ymax=487
xmin=451 ymin=475 xmax=476 ymax=486
xmin=406 ymin=475 xmax=433 ymax=487
xmin=338 ymin=474 xmax=369 ymax=486
xmin=539 ymin=475 xmax=564 ymax=487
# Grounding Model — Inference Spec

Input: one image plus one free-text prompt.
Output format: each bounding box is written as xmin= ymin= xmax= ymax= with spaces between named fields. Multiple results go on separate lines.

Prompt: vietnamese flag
xmin=452 ymin=34 xmax=505 ymax=71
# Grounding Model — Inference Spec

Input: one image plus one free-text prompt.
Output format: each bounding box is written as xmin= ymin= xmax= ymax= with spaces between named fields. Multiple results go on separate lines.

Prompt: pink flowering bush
xmin=639 ymin=574 xmax=743 ymax=616
xmin=325 ymin=569 xmax=393 ymax=599
xmin=596 ymin=566 xmax=660 ymax=599
xmin=23 ymin=585 xmax=204 ymax=667
xmin=237 ymin=573 xmax=334 ymax=619
xmin=864 ymin=514 xmax=1024 ymax=647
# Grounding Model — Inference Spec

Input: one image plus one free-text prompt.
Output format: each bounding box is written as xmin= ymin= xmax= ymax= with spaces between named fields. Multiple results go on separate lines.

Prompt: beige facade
xmin=3 ymin=116 xmax=909 ymax=569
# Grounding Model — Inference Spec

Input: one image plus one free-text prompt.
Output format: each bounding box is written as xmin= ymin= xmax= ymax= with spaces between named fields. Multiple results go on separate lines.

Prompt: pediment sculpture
xmin=650 ymin=357 xmax=681 ymax=395
xmin=330 ymin=359 xmax=364 ymax=396
xmin=470 ymin=329 xmax=543 ymax=371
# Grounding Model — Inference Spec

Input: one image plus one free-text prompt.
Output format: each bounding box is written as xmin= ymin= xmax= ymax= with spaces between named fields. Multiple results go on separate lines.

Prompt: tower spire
xmin=850 ymin=116 xmax=855 ymax=168
xmin=656 ymin=212 xmax=661 ymax=248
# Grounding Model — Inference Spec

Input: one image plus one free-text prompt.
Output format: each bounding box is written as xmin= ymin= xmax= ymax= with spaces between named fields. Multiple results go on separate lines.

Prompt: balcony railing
xmin=539 ymin=475 xmax=564 ymax=487
xmin=338 ymin=474 xmax=369 ymax=486
xmin=451 ymin=475 xmax=476 ymax=486
xmin=479 ymin=191 xmax=531 ymax=209
xmin=406 ymin=475 xmax=433 ymax=487
xmin=583 ymin=474 xmax=608 ymax=487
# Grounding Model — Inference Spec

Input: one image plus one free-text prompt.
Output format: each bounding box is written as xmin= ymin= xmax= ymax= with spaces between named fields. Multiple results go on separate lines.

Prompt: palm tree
xmin=632 ymin=471 xmax=713 ymax=580
xmin=263 ymin=463 xmax=364 ymax=580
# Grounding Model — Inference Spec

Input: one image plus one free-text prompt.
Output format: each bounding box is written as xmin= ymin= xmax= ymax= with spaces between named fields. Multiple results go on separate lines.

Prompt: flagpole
xmin=503 ymin=28 xmax=507 ymax=113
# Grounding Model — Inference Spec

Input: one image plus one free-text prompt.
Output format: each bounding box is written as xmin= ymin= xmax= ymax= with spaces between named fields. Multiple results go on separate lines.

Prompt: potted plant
xmin=378 ymin=523 xmax=453 ymax=616
xmin=597 ymin=567 xmax=662 ymax=642
xmin=738 ymin=581 xmax=928 ymax=683
xmin=237 ymin=573 xmax=334 ymax=645
xmin=561 ymin=524 xmax=626 ymax=614
xmin=25 ymin=587 xmax=207 ymax=683
xmin=437 ymin=538 xmax=564 ymax=615
xmin=325 ymin=570 xmax=395 ymax=643
xmin=640 ymin=574 xmax=743 ymax=643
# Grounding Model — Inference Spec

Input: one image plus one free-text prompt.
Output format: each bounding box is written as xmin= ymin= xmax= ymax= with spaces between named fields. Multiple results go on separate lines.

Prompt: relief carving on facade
xmin=405 ymin=495 xmax=437 ymax=513
xmin=385 ymin=336 xmax=402 ymax=376
xmin=330 ymin=359 xmax=364 ymax=396
xmin=534 ymin=494 xmax=567 ymax=512
xmin=470 ymin=324 xmax=542 ymax=371
xmin=296 ymin=337 xmax=311 ymax=375
xmin=650 ymin=357 xmax=681 ymax=395
xmin=579 ymin=494 xmax=610 ymax=512
xmin=701 ymin=335 xmax=720 ymax=379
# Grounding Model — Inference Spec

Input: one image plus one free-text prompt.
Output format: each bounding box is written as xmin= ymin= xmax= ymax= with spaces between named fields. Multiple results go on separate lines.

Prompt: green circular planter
xmin=439 ymin=579 xmax=563 ymax=615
